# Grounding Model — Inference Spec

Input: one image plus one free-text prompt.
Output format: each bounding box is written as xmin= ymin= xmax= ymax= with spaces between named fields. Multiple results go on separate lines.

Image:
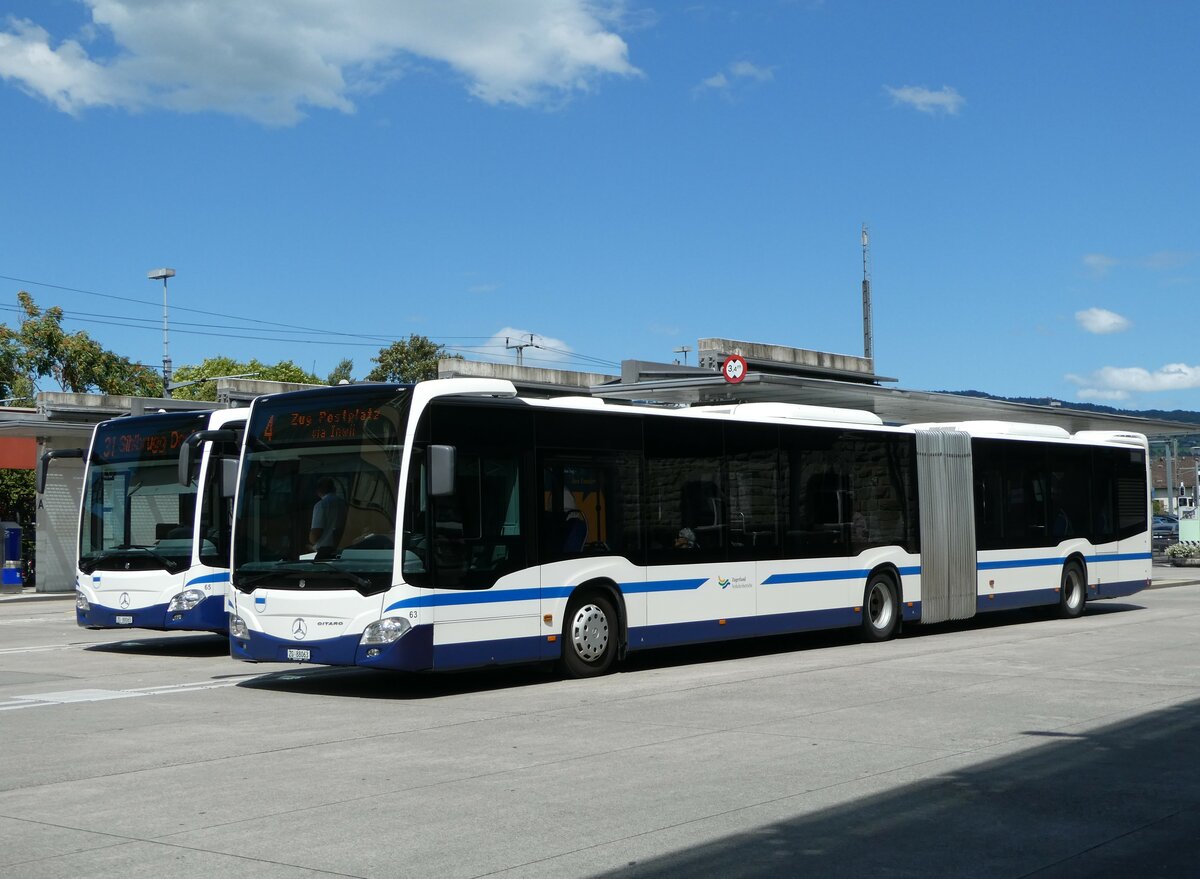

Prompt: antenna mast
xmin=861 ymin=225 xmax=873 ymax=362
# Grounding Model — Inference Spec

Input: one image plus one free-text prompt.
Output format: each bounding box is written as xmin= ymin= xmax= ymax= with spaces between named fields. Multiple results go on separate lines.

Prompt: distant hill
xmin=937 ymin=390 xmax=1200 ymax=425
xmin=936 ymin=390 xmax=1200 ymax=449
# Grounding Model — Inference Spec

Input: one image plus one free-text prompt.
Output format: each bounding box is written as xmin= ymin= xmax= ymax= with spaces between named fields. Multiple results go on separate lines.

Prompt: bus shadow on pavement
xmin=236 ymin=663 xmax=559 ymax=699
xmin=234 ymin=604 xmax=1149 ymax=699
xmin=897 ymin=600 xmax=1146 ymax=640
xmin=595 ymin=695 xmax=1200 ymax=879
xmin=85 ymin=633 xmax=230 ymax=658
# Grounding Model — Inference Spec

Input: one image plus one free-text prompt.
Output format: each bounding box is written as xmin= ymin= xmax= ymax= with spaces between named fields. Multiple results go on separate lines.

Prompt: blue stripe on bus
xmin=184 ymin=571 xmax=231 ymax=587
xmin=979 ymin=552 xmax=1151 ymax=571
xmin=762 ymin=565 xmax=921 ymax=586
xmin=384 ymin=577 xmax=709 ymax=613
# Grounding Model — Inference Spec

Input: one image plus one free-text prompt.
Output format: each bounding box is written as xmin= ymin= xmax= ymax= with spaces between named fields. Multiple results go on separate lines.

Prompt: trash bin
xmin=0 ymin=522 xmax=22 ymax=594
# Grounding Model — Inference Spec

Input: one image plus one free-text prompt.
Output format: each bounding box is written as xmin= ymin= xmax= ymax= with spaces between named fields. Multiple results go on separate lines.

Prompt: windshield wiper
xmin=238 ymin=563 xmax=372 ymax=590
xmin=82 ymin=546 xmax=183 ymax=574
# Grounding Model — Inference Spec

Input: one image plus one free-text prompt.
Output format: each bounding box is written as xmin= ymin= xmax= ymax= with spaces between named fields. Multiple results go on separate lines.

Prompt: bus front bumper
xmin=230 ymin=624 xmax=434 ymax=671
xmin=77 ymin=600 xmax=170 ymax=630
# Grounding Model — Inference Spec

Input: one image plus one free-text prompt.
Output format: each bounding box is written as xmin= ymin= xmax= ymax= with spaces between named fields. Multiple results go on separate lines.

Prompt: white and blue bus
xmin=66 ymin=408 xmax=245 ymax=633
xmin=227 ymin=379 xmax=1150 ymax=676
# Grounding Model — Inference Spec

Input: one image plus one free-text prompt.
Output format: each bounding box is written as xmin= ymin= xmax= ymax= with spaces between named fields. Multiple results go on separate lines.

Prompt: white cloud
xmin=1075 ymin=307 xmax=1131 ymax=335
xmin=1067 ymin=363 xmax=1200 ymax=399
xmin=728 ymin=61 xmax=774 ymax=82
xmin=884 ymin=84 xmax=964 ymax=115
xmin=1141 ymin=251 xmax=1196 ymax=271
xmin=695 ymin=60 xmax=774 ymax=97
xmin=0 ymin=1 xmax=640 ymax=125
xmin=464 ymin=327 xmax=574 ymax=365
xmin=1082 ymin=253 xmax=1120 ymax=278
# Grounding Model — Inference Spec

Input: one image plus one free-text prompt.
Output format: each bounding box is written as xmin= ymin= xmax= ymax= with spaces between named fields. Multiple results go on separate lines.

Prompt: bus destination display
xmin=259 ymin=404 xmax=390 ymax=445
xmin=97 ymin=424 xmax=199 ymax=461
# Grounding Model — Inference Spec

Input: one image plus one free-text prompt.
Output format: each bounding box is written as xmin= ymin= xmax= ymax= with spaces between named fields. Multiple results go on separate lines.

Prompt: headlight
xmin=360 ymin=617 xmax=411 ymax=645
xmin=229 ymin=616 xmax=249 ymax=640
xmin=168 ymin=589 xmax=206 ymax=612
xmin=76 ymin=591 xmax=90 ymax=612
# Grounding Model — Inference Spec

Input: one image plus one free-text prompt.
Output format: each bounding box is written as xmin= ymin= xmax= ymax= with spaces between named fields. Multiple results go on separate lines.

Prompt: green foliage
xmin=1165 ymin=542 xmax=1200 ymax=559
xmin=0 ymin=291 xmax=160 ymax=402
xmin=326 ymin=358 xmax=354 ymax=385
xmin=366 ymin=335 xmax=460 ymax=383
xmin=0 ymin=469 xmax=35 ymax=563
xmin=170 ymin=357 xmax=321 ymax=402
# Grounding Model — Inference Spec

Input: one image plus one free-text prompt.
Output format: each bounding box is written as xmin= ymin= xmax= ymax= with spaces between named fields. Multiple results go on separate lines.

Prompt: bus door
xmin=424 ymin=416 xmax=540 ymax=665
xmin=644 ymin=420 xmax=755 ymax=633
xmin=538 ymin=455 xmax=645 ymax=652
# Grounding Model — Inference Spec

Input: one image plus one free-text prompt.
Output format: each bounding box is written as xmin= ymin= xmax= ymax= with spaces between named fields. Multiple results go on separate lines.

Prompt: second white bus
xmin=68 ymin=408 xmax=245 ymax=633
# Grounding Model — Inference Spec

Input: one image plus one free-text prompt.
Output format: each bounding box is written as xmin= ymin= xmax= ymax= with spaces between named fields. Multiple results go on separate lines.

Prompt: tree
xmin=326 ymin=358 xmax=354 ymax=385
xmin=169 ymin=356 xmax=322 ymax=402
xmin=0 ymin=291 xmax=160 ymax=403
xmin=366 ymin=335 xmax=460 ymax=383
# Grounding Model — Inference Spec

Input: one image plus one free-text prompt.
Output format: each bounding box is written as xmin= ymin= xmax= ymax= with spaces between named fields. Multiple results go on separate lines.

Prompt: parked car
xmin=1153 ymin=514 xmax=1180 ymax=550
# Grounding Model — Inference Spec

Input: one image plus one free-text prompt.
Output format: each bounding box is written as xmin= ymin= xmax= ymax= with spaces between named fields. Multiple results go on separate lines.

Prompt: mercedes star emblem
xmin=292 ymin=618 xmax=308 ymax=639
xmin=119 ymin=592 xmax=130 ymax=609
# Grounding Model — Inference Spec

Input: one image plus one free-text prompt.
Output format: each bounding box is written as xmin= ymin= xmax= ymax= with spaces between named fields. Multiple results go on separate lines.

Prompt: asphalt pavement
xmin=2 ymin=577 xmax=1200 ymax=878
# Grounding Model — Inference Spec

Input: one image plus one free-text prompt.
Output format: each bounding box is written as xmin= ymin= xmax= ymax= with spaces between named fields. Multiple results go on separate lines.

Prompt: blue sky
xmin=1 ymin=1 xmax=1197 ymax=410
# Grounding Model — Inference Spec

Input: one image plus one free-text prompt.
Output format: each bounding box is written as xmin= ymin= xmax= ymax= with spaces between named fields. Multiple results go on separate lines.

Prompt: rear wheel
xmin=1058 ymin=561 xmax=1086 ymax=619
xmin=862 ymin=574 xmax=899 ymax=642
xmin=560 ymin=593 xmax=618 ymax=678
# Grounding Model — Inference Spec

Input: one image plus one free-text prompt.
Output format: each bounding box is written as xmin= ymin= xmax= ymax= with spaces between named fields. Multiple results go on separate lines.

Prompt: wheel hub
xmin=571 ymin=604 xmax=609 ymax=662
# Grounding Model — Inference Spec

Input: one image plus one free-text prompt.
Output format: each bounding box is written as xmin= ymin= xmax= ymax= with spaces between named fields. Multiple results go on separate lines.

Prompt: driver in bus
xmin=309 ymin=477 xmax=348 ymax=558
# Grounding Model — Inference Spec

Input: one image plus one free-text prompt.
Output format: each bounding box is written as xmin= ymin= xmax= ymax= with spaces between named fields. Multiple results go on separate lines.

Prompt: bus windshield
xmin=79 ymin=412 xmax=209 ymax=575
xmin=232 ymin=385 xmax=409 ymax=596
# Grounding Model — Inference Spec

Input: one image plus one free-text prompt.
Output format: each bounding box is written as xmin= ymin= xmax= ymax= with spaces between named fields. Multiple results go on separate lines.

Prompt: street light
xmin=147 ymin=268 xmax=175 ymax=397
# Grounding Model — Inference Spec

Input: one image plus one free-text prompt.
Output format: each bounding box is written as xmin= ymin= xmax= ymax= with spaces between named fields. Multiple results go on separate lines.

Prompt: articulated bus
xmin=227 ymin=379 xmax=1150 ymax=677
xmin=64 ymin=409 xmax=245 ymax=633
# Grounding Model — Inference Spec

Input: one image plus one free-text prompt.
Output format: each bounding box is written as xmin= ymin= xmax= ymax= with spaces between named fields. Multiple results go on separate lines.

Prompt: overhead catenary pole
xmin=861 ymin=225 xmax=873 ymax=362
xmin=505 ymin=334 xmax=536 ymax=367
xmin=147 ymin=268 xmax=175 ymax=397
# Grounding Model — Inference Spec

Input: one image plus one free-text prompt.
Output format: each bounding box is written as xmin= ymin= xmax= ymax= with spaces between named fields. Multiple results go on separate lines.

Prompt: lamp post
xmin=147 ymin=268 xmax=175 ymax=397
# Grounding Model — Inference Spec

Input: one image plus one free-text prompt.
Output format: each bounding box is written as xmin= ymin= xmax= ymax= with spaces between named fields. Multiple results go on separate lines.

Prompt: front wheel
xmin=862 ymin=574 xmax=899 ymax=642
xmin=1058 ymin=561 xmax=1086 ymax=619
xmin=560 ymin=593 xmax=618 ymax=678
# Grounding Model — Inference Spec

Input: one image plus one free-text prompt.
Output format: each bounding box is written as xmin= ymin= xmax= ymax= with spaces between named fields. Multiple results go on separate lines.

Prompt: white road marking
xmin=0 ymin=643 xmax=80 ymax=655
xmin=0 ymin=676 xmax=255 ymax=711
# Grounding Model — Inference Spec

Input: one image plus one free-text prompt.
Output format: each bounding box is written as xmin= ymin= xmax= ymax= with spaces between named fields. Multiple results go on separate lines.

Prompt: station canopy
xmin=589 ymin=340 xmax=1196 ymax=439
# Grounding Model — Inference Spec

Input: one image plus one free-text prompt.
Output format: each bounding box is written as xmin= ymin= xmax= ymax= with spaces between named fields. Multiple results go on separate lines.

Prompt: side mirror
xmin=178 ymin=429 xmax=239 ymax=486
xmin=220 ymin=457 xmax=239 ymax=498
xmin=429 ymin=444 xmax=456 ymax=497
xmin=38 ymin=448 xmax=84 ymax=494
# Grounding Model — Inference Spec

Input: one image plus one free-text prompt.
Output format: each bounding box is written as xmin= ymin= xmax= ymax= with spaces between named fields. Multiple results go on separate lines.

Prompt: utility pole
xmin=673 ymin=345 xmax=691 ymax=365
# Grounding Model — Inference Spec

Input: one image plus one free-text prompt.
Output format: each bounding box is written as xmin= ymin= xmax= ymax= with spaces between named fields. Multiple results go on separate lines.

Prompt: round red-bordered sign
xmin=721 ymin=354 xmax=748 ymax=384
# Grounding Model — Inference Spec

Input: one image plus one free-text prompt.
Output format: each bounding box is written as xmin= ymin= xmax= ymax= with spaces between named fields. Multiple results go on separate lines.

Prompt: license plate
xmin=286 ymin=649 xmax=311 ymax=661
xmin=115 ymin=615 xmax=133 ymax=625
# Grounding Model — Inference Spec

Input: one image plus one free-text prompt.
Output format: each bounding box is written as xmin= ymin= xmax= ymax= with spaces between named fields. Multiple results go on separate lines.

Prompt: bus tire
xmin=560 ymin=592 xmax=618 ymax=678
xmin=862 ymin=573 xmax=899 ymax=642
xmin=1058 ymin=561 xmax=1086 ymax=619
